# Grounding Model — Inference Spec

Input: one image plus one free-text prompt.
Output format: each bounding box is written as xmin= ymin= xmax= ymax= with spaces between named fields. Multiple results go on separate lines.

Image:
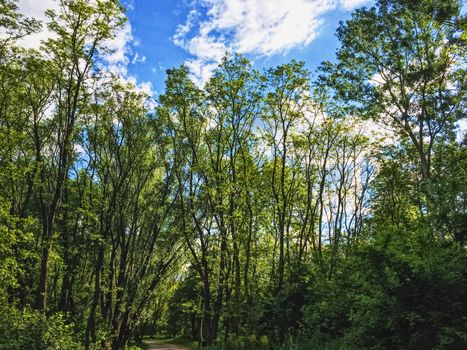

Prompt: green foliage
xmin=0 ymin=0 xmax=40 ymax=47
xmin=0 ymin=306 xmax=82 ymax=350
xmin=319 ymin=0 xmax=466 ymax=180
xmin=164 ymin=271 xmax=200 ymax=338
xmin=0 ymin=199 xmax=37 ymax=310
xmin=0 ymin=0 xmax=465 ymax=349
xmin=302 ymin=228 xmax=467 ymax=349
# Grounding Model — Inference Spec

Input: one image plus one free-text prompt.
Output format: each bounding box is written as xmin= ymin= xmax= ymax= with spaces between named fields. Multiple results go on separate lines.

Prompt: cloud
xmin=151 ymin=62 xmax=166 ymax=74
xmin=131 ymin=52 xmax=146 ymax=64
xmin=340 ymin=0 xmax=370 ymax=10
xmin=104 ymin=22 xmax=133 ymax=66
xmin=173 ymin=9 xmax=200 ymax=47
xmin=185 ymin=59 xmax=219 ymax=87
xmin=16 ymin=0 xmax=154 ymax=100
xmin=16 ymin=0 xmax=135 ymax=69
xmin=174 ymin=0 xmax=371 ymax=85
xmin=17 ymin=0 xmax=59 ymax=48
xmin=18 ymin=0 xmax=58 ymax=21
xmin=101 ymin=22 xmax=155 ymax=98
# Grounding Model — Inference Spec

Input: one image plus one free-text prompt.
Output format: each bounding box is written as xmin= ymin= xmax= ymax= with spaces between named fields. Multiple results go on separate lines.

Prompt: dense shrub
xmin=0 ymin=306 xmax=82 ymax=350
xmin=302 ymin=230 xmax=467 ymax=349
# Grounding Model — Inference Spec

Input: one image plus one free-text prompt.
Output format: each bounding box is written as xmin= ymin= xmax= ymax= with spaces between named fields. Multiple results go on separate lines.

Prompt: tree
xmin=319 ymin=0 xmax=466 ymax=181
xmin=82 ymin=82 xmax=180 ymax=349
xmin=0 ymin=0 xmax=40 ymax=53
xmin=262 ymin=60 xmax=310 ymax=293
xmin=34 ymin=0 xmax=126 ymax=312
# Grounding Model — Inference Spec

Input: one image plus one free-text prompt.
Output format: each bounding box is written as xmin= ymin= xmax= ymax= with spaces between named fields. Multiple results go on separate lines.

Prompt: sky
xmin=124 ymin=0 xmax=372 ymax=92
xmin=17 ymin=0 xmax=373 ymax=96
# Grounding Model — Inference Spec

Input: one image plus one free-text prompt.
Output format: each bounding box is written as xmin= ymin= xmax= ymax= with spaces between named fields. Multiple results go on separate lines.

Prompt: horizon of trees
xmin=0 ymin=0 xmax=466 ymax=349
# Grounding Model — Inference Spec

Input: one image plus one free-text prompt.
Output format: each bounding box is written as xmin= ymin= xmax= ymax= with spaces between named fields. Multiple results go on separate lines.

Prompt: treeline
xmin=0 ymin=0 xmax=466 ymax=349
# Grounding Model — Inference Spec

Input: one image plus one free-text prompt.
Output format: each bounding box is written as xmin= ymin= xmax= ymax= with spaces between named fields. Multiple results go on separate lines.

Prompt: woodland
xmin=0 ymin=0 xmax=466 ymax=349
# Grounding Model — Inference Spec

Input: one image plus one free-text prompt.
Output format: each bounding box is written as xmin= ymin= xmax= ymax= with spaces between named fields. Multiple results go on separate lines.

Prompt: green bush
xmin=0 ymin=306 xmax=82 ymax=350
xmin=301 ymin=229 xmax=467 ymax=349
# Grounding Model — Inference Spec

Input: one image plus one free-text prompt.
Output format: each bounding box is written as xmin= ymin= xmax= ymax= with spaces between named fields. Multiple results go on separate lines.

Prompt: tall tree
xmin=263 ymin=60 xmax=310 ymax=292
xmin=319 ymin=0 xmax=466 ymax=181
xmin=34 ymin=0 xmax=125 ymax=312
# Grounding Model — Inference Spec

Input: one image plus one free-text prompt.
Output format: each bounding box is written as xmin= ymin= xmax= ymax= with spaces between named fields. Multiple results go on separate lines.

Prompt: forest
xmin=0 ymin=0 xmax=466 ymax=349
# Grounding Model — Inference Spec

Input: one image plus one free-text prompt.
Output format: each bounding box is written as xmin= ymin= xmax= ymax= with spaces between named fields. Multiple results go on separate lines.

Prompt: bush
xmin=302 ymin=229 xmax=467 ymax=349
xmin=0 ymin=306 xmax=82 ymax=350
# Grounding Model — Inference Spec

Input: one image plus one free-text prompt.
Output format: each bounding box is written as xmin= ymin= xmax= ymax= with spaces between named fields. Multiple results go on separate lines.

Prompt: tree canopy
xmin=0 ymin=0 xmax=465 ymax=349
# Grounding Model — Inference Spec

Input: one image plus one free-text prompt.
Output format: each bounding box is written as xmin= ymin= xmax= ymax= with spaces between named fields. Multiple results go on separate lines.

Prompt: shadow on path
xmin=143 ymin=339 xmax=191 ymax=350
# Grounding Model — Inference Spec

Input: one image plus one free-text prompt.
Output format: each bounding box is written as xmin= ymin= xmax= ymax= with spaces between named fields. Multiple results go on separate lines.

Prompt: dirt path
xmin=143 ymin=339 xmax=191 ymax=350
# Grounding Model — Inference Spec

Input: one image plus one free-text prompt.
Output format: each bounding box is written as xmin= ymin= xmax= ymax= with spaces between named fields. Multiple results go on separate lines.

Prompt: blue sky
xmin=15 ymin=0 xmax=465 ymax=136
xmin=16 ymin=0 xmax=467 ymax=101
xmin=19 ymin=0 xmax=372 ymax=94
xmin=121 ymin=0 xmax=372 ymax=94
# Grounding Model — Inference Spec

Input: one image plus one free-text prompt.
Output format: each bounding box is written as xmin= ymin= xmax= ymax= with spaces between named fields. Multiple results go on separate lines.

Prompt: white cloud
xmin=174 ymin=0 xmax=337 ymax=85
xmin=173 ymin=9 xmax=199 ymax=47
xmin=16 ymin=0 xmax=58 ymax=48
xmin=104 ymin=22 xmax=133 ymax=65
xmin=18 ymin=0 xmax=57 ymax=19
xmin=14 ymin=0 xmax=155 ymax=101
xmin=340 ymin=0 xmax=370 ymax=10
xmin=369 ymin=72 xmax=386 ymax=87
xmin=131 ymin=52 xmax=146 ymax=64
xmin=185 ymin=59 xmax=219 ymax=87
xmin=101 ymin=23 xmax=155 ymax=98
xmin=205 ymin=0 xmax=334 ymax=56
xmin=457 ymin=120 xmax=466 ymax=142
xmin=174 ymin=0 xmax=372 ymax=85
xmin=152 ymin=62 xmax=166 ymax=74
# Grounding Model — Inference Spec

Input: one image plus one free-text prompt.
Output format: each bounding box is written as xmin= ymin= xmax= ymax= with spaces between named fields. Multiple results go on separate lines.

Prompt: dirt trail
xmin=143 ymin=339 xmax=190 ymax=350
